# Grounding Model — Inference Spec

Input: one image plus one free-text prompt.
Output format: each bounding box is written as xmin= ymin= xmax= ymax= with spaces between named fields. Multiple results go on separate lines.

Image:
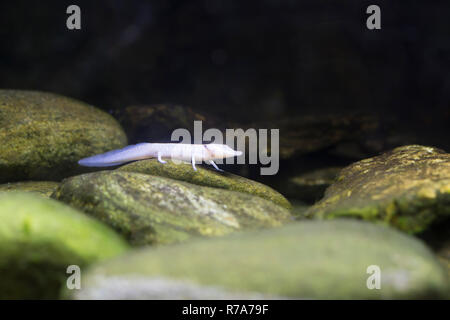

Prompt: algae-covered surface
xmin=71 ymin=220 xmax=449 ymax=299
xmin=0 ymin=90 xmax=128 ymax=183
xmin=117 ymin=159 xmax=291 ymax=209
xmin=307 ymin=145 xmax=450 ymax=233
xmin=0 ymin=181 xmax=60 ymax=198
xmin=52 ymin=171 xmax=292 ymax=246
xmin=0 ymin=192 xmax=129 ymax=299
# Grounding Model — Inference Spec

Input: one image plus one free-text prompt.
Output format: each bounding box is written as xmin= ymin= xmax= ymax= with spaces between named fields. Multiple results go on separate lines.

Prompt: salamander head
xmin=204 ymin=144 xmax=243 ymax=160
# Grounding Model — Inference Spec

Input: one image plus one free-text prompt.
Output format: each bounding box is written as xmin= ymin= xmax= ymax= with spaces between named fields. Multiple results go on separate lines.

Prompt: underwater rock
xmin=0 ymin=90 xmax=128 ymax=183
xmin=116 ymin=159 xmax=291 ymax=209
xmin=113 ymin=104 xmax=226 ymax=144
xmin=289 ymin=200 xmax=311 ymax=220
xmin=69 ymin=219 xmax=448 ymax=299
xmin=252 ymin=114 xmax=380 ymax=160
xmin=0 ymin=192 xmax=129 ymax=299
xmin=52 ymin=171 xmax=292 ymax=246
xmin=307 ymin=145 xmax=450 ymax=233
xmin=0 ymin=181 xmax=60 ymax=198
xmin=275 ymin=167 xmax=342 ymax=203
xmin=0 ymin=181 xmax=61 ymax=198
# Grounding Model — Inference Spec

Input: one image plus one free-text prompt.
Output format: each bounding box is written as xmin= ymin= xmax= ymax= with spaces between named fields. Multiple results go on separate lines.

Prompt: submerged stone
xmin=116 ymin=159 xmax=291 ymax=209
xmin=52 ymin=171 xmax=292 ymax=246
xmin=307 ymin=145 xmax=450 ymax=233
xmin=0 ymin=192 xmax=128 ymax=299
xmin=112 ymin=104 xmax=225 ymax=145
xmin=70 ymin=220 xmax=448 ymax=299
xmin=0 ymin=181 xmax=60 ymax=198
xmin=0 ymin=90 xmax=127 ymax=183
xmin=251 ymin=115 xmax=380 ymax=160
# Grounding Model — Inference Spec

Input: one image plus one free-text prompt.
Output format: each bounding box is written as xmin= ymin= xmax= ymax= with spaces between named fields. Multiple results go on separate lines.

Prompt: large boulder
xmin=0 ymin=90 xmax=127 ymax=182
xmin=116 ymin=159 xmax=291 ymax=209
xmin=307 ymin=145 xmax=450 ymax=233
xmin=0 ymin=192 xmax=129 ymax=299
xmin=52 ymin=171 xmax=292 ymax=246
xmin=70 ymin=220 xmax=449 ymax=299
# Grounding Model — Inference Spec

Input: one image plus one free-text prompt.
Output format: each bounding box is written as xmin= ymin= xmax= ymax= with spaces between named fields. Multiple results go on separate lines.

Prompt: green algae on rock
xmin=116 ymin=159 xmax=291 ymax=209
xmin=0 ymin=181 xmax=60 ymax=198
xmin=52 ymin=171 xmax=292 ymax=246
xmin=0 ymin=192 xmax=129 ymax=299
xmin=69 ymin=219 xmax=448 ymax=299
xmin=307 ymin=145 xmax=450 ymax=234
xmin=0 ymin=90 xmax=128 ymax=183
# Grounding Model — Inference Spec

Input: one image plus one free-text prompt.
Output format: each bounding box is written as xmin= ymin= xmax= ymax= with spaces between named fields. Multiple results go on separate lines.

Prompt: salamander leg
xmin=157 ymin=152 xmax=167 ymax=164
xmin=209 ymin=160 xmax=224 ymax=172
xmin=191 ymin=155 xmax=197 ymax=171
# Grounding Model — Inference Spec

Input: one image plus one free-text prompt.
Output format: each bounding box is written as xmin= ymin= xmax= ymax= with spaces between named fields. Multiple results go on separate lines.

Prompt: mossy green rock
xmin=0 ymin=181 xmax=59 ymax=198
xmin=52 ymin=171 xmax=292 ymax=246
xmin=0 ymin=90 xmax=128 ymax=183
xmin=307 ymin=145 xmax=450 ymax=233
xmin=70 ymin=220 xmax=448 ymax=299
xmin=116 ymin=159 xmax=291 ymax=209
xmin=0 ymin=192 xmax=129 ymax=299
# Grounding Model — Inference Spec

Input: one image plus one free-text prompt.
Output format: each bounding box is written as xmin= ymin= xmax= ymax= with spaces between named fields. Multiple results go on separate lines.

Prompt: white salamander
xmin=78 ymin=143 xmax=243 ymax=171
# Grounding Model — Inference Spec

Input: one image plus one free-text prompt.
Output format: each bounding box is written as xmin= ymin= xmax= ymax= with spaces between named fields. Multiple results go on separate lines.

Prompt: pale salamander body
xmin=78 ymin=143 xmax=243 ymax=171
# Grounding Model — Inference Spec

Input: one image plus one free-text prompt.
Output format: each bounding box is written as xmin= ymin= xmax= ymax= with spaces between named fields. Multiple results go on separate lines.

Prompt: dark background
xmin=0 ymin=0 xmax=448 ymax=153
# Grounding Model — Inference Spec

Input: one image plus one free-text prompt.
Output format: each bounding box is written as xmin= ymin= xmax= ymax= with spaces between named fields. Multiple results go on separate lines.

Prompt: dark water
xmin=0 ymin=1 xmax=448 ymax=135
